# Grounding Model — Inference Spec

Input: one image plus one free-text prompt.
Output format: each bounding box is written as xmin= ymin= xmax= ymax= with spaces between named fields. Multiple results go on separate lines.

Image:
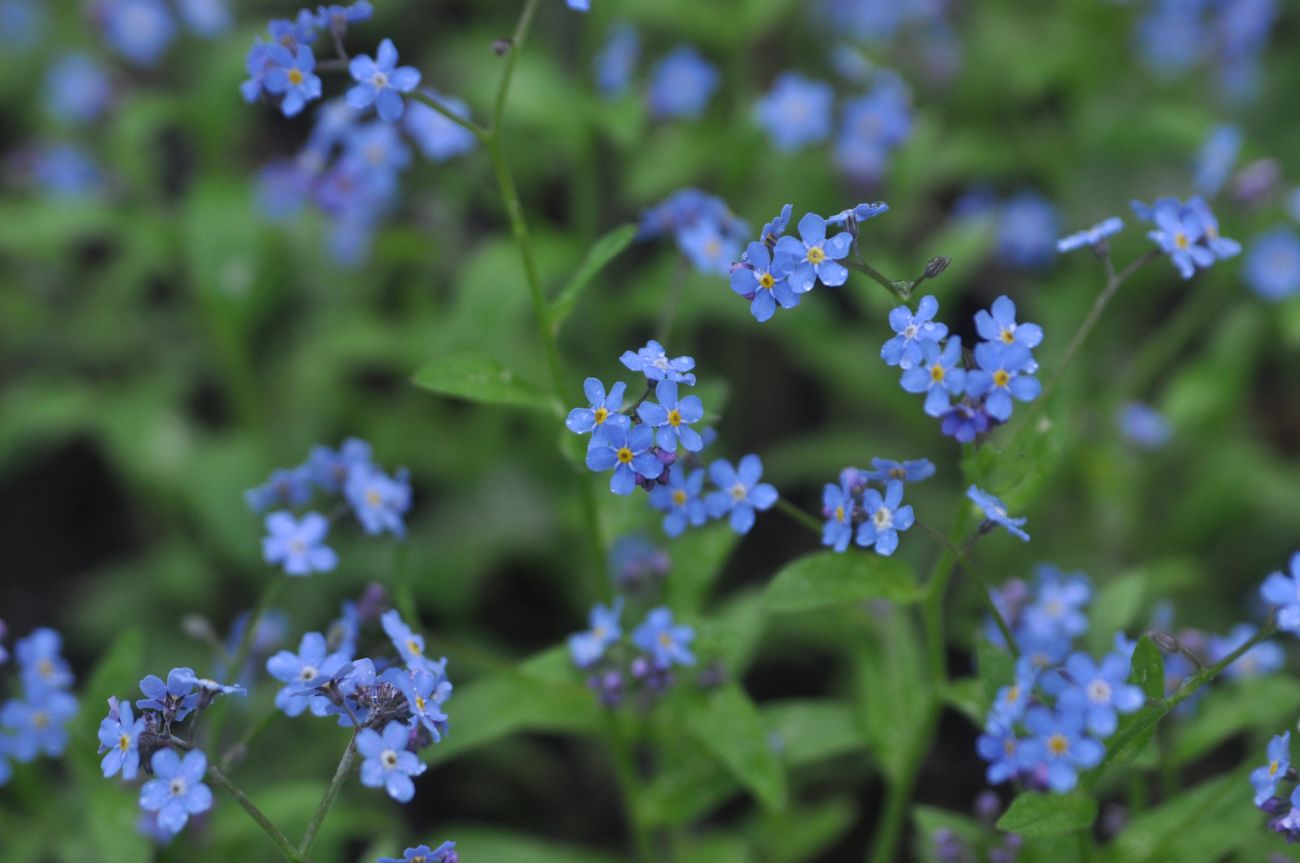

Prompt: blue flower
xmin=381 ymin=610 xmax=438 ymax=671
xmin=1252 ymin=732 xmax=1290 ymax=806
xmin=821 ymin=480 xmax=856 ymax=553
xmin=380 ymin=841 xmax=458 ymax=863
xmin=566 ymin=0 xmax=590 ymax=9
xmin=262 ymin=511 xmax=338 ymax=575
xmin=1 ymin=689 xmax=77 ymax=761
xmin=137 ymin=668 xmax=199 ymax=721
xmin=1244 ymin=227 xmax=1300 ymax=302
xmin=245 ymin=465 xmax=314 ymax=512
xmin=98 ymin=699 xmax=146 ymax=779
xmin=316 ymin=2 xmax=373 ymax=31
xmin=637 ymin=380 xmax=705 ymax=452
xmin=648 ymin=468 xmax=708 ymax=537
xmin=773 ymin=212 xmax=852 ymax=292
xmin=389 ymin=667 xmax=450 ymax=741
xmin=900 ymin=336 xmax=966 ymax=417
xmin=357 ymin=720 xmax=426 ymax=802
xmin=171 ymin=669 xmax=247 ymax=703
xmin=176 ymin=0 xmax=231 ymax=36
xmin=863 ymin=457 xmax=935 ymax=484
xmin=594 ymin=23 xmax=638 ymax=98
xmin=974 ymin=296 xmax=1043 ymax=355
xmin=731 ymin=241 xmax=800 ymax=322
xmin=619 ymin=340 xmax=696 ymax=385
xmin=1117 ymin=402 xmax=1171 ymax=450
xmin=976 ymin=717 xmax=1028 ymax=785
xmin=347 ymin=39 xmax=421 ymax=122
xmin=647 ymin=45 xmax=718 ymax=119
xmin=27 ymin=143 xmax=104 ymax=198
xmin=966 ymin=486 xmax=1029 ymax=541
xmin=1048 ymin=652 xmax=1144 ymax=737
xmin=263 ymin=44 xmax=322 ymax=117
xmin=705 ymin=454 xmax=779 ymax=534
xmin=403 ymin=94 xmax=477 ymax=162
xmin=997 ymin=192 xmax=1059 ymax=270
xmin=854 ymin=480 xmax=914 ymax=556
xmin=1136 ymin=197 xmax=1215 ymax=280
xmin=1210 ymin=624 xmax=1283 ymax=680
xmin=1187 ymin=196 xmax=1241 ymax=260
xmin=966 ymin=342 xmax=1041 ymax=422
xmin=827 ymin=201 xmax=890 ymax=232
xmin=267 ymin=632 xmax=351 ymax=717
xmin=991 ymin=657 xmax=1038 ymax=723
xmin=139 ymin=749 xmax=213 ymax=835
xmin=1020 ymin=705 xmax=1103 ymax=792
xmin=835 ymin=80 xmax=911 ymax=181
xmin=881 ymin=295 xmax=948 ymax=369
xmin=567 ymin=378 xmax=630 ymax=436
xmin=306 ymin=438 xmax=373 ymax=493
xmin=1057 ymin=217 xmax=1124 ymax=254
xmin=14 ymin=627 xmax=73 ymax=692
xmin=568 ymin=599 xmax=624 ymax=668
xmin=99 ymin=0 xmax=176 ymax=67
xmin=44 ymin=54 xmax=113 ymax=125
xmin=754 ymin=72 xmax=834 ymax=152
xmin=346 ymin=465 xmax=413 ymax=538
xmin=679 ymin=219 xmax=742 ymax=276
xmin=633 ymin=607 xmax=695 ymax=668
xmin=609 ymin=535 xmax=670 ymax=590
xmin=1022 ymin=565 xmax=1091 ymax=640
xmin=1194 ymin=124 xmax=1242 ymax=197
xmin=759 ymin=203 xmax=793 ymax=244
xmin=586 ymin=423 xmax=662 ymax=495
xmin=1261 ymin=553 xmax=1300 ymax=633
xmin=269 ymin=10 xmax=318 ymax=48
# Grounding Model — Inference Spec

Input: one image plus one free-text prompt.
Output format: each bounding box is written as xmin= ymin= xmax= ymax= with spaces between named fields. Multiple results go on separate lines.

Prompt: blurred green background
xmin=2 ymin=0 xmax=1300 ymax=860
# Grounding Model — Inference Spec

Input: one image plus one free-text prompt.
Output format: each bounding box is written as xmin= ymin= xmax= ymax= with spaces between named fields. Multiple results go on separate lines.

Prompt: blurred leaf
xmin=666 ymin=523 xmax=741 ymax=614
xmin=977 ymin=637 xmax=1016 ymax=704
xmin=746 ymin=798 xmax=858 ymax=863
xmin=685 ymin=684 xmax=788 ymax=811
xmin=763 ymin=699 xmax=865 ymax=766
xmin=1109 ymin=768 xmax=1250 ymax=863
xmin=407 ymin=826 xmax=621 ymax=863
xmin=677 ymin=834 xmax=754 ymax=863
xmin=1171 ymin=676 xmax=1300 ymax=767
xmin=944 ymin=677 xmax=986 ymax=726
xmin=763 ymin=552 xmax=925 ymax=613
xmin=694 ymin=588 xmax=766 ymax=674
xmin=854 ymin=608 xmax=931 ymax=782
xmin=996 ymin=791 xmax=1096 ymax=837
xmin=1098 ymin=637 xmax=1164 ymax=768
xmin=549 ymin=224 xmax=638 ymax=333
xmin=1086 ymin=574 xmax=1148 ymax=654
xmin=412 ymin=355 xmax=559 ymax=413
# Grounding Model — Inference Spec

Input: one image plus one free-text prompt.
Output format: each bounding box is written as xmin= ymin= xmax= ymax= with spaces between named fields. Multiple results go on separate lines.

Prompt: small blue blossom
xmin=647 ymin=45 xmax=718 ymax=120
xmin=27 ymin=143 xmax=104 ymax=198
xmin=967 ymin=486 xmax=1029 ymax=541
xmin=137 ymin=668 xmax=199 ymax=721
xmin=821 ymin=480 xmax=856 ymax=553
xmin=44 ymin=54 xmax=113 ymax=125
xmin=773 ymin=212 xmax=852 ymax=292
xmin=139 ymin=749 xmax=213 ymax=835
xmin=1020 ymin=705 xmax=1103 ymax=792
xmin=976 ymin=716 xmax=1028 ymax=784
xmin=306 ymin=438 xmax=373 ymax=493
xmin=264 ymin=44 xmax=322 ymax=117
xmin=1261 ymin=552 xmax=1300 ymax=633
xmin=381 ymin=610 xmax=436 ymax=671
xmin=633 ymin=607 xmax=696 ymax=668
xmin=346 ymin=465 xmax=413 ymax=538
xmin=966 ymin=342 xmax=1041 ymax=422
xmin=939 ymin=400 xmax=993 ymax=444
xmin=619 ymin=340 xmax=696 ymax=385
xmin=566 ymin=0 xmax=590 ymax=9
xmin=637 ymin=380 xmax=704 ymax=452
xmin=1022 ymin=565 xmax=1091 ymax=640
xmin=1211 ymin=624 xmax=1283 ymax=680
xmin=389 ymin=667 xmax=450 ymax=741
xmin=1017 ymin=628 xmax=1074 ymax=672
xmin=754 ymin=72 xmax=834 ymax=152
xmin=1048 ymin=651 xmax=1145 ymax=737
xmin=245 ymin=465 xmax=314 ymax=512
xmin=403 ymin=94 xmax=477 ymax=162
xmin=854 ymin=480 xmax=914 ymax=556
xmin=1193 ymin=124 xmax=1242 ymax=197
xmin=98 ymin=699 xmax=145 ymax=779
xmin=648 ymin=468 xmax=708 ymax=538
xmin=594 ymin=23 xmax=638 ymax=98
xmin=863 ymin=457 xmax=935 ymax=484
xmin=759 ymin=203 xmax=794 ymax=245
xmin=1187 ymin=196 xmax=1241 ymax=260
xmin=380 ymin=841 xmax=458 ymax=863
xmin=1252 ymin=732 xmax=1290 ymax=806
xmin=315 ymin=2 xmax=373 ymax=31
xmin=357 ymin=720 xmax=426 ymax=802
xmin=705 ymin=455 xmax=779 ymax=534
xmin=266 ymin=632 xmax=351 ymax=717
xmin=347 ymin=39 xmax=421 ymax=122
xmin=679 ymin=219 xmax=742 ymax=276
xmin=1136 ymin=197 xmax=1215 ymax=279
xmin=262 ymin=511 xmax=338 ymax=575
xmin=171 ymin=670 xmax=247 ymax=703
xmin=1117 ymin=402 xmax=1171 ymax=450
xmin=974 ymin=296 xmax=1043 ymax=355
xmin=1057 ymin=217 xmax=1125 ymax=254
xmin=827 ymin=201 xmax=890 ymax=232
xmin=176 ymin=0 xmax=231 ymax=36
xmin=881 ymin=295 xmax=947 ymax=369
xmin=586 ymin=423 xmax=663 ymax=495
xmin=1244 ymin=228 xmax=1300 ymax=301
xmin=900 ymin=336 xmax=966 ymax=417
xmin=991 ymin=657 xmax=1038 ymax=723
xmin=731 ymin=241 xmax=800 ymax=322
xmin=835 ymin=79 xmax=911 ymax=181
xmin=15 ymin=628 xmax=73 ymax=692
xmin=566 ymin=378 xmax=631 ymax=436
xmin=997 ymin=192 xmax=1059 ymax=270
xmin=568 ymin=599 xmax=624 ymax=668
xmin=269 ymin=10 xmax=318 ymax=48
xmin=1 ymin=689 xmax=77 ymax=761
xmin=99 ymin=0 xmax=176 ymax=67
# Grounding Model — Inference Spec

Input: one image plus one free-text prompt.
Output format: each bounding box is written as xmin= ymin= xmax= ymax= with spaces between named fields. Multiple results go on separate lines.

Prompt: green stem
xmin=916 ymin=521 xmax=1019 ymax=660
xmin=411 ymin=90 xmax=489 ymax=139
xmin=920 ymin=508 xmax=973 ymax=685
xmin=206 ymin=763 xmax=301 ymax=862
xmin=866 ymin=705 xmax=940 ymax=863
xmin=1118 ymin=275 xmax=1227 ymax=400
xmin=844 ymin=258 xmax=910 ymax=301
xmin=606 ymin=715 xmax=655 ymax=860
xmin=492 ymin=0 xmax=541 ymax=128
xmin=207 ymin=577 xmax=284 ymax=747
xmin=299 ymin=736 xmax=358 ymax=858
xmin=1077 ymin=830 xmax=1099 ymax=863
xmin=774 ymin=497 xmax=823 ymax=536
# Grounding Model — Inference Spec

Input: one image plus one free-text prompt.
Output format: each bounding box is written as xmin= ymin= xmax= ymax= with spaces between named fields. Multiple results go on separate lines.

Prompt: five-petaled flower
xmin=881 ymin=295 xmax=948 ymax=369
xmin=347 ymin=38 xmax=421 ymax=122
xmin=262 ymin=511 xmax=338 ymax=575
xmin=637 ymin=380 xmax=705 ymax=452
xmin=854 ymin=479 xmax=914 ymax=556
xmin=568 ymin=599 xmax=624 ymax=668
xmin=586 ymin=423 xmax=663 ymax=495
xmin=357 ymin=720 xmax=427 ymax=802
xmin=705 ymin=454 xmax=778 ymax=534
xmin=633 ymin=607 xmax=696 ymax=668
xmin=774 ymin=212 xmax=852 ymax=293
xmin=139 ymin=748 xmax=213 ymax=835
xmin=566 ymin=378 xmax=630 ymax=436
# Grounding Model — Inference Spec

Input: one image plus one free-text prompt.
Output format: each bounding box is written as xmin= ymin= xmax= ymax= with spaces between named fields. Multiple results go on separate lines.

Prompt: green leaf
xmin=666 ymin=522 xmax=741 ymax=614
xmin=1109 ymin=768 xmax=1251 ymax=863
xmin=439 ymin=826 xmax=623 ymax=863
xmin=548 ymin=224 xmax=638 ymax=332
xmin=762 ymin=699 xmax=865 ymax=767
xmin=1098 ymin=636 xmax=1165 ymax=767
xmin=762 ymin=552 xmax=925 ymax=613
xmin=1086 ymin=575 xmax=1148 ymax=655
xmin=996 ymin=791 xmax=1097 ymax=837
xmin=944 ymin=677 xmax=987 ymax=726
xmin=1171 ymin=676 xmax=1300 ymax=766
xmin=746 ymin=798 xmax=858 ymax=863
xmin=854 ymin=608 xmax=931 ymax=782
xmin=976 ymin=637 xmax=1016 ymax=704
xmin=685 ymin=684 xmax=788 ymax=811
xmin=412 ymin=354 xmax=558 ymax=413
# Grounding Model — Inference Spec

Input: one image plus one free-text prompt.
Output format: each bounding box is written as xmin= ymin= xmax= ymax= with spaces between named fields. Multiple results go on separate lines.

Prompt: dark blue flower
xmin=939 ymin=400 xmax=992 ymax=443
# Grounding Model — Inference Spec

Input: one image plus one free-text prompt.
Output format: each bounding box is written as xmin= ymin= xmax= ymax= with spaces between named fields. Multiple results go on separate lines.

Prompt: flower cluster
xmin=245 ymin=438 xmax=412 ymax=576
xmin=1133 ymin=196 xmax=1240 ymax=280
xmin=885 ymin=294 xmax=1042 ymax=441
xmin=0 ymin=627 xmax=79 ymax=786
xmin=727 ymin=201 xmax=887 ymax=322
xmin=1134 ymin=0 xmax=1279 ymax=98
xmin=567 ymin=342 xmax=778 ymax=536
xmin=379 ymin=842 xmax=458 ymax=863
xmin=1253 ymin=731 xmax=1300 ymax=841
xmin=977 ymin=567 xmax=1147 ymax=792
xmin=1244 ymin=227 xmax=1300 ymax=302
xmin=820 ymin=460 xmax=932 ymax=555
xmin=638 ymin=189 xmax=750 ymax=276
xmin=568 ymin=600 xmax=697 ymax=708
xmin=1259 ymin=552 xmax=1300 ymax=635
xmin=97 ymin=667 xmax=245 ymax=835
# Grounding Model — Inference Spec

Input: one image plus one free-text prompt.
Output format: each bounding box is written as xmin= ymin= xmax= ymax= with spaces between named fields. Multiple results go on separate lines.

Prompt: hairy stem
xmin=206 ymin=762 xmax=302 ymax=862
xmin=299 ymin=735 xmax=358 ymax=858
xmin=917 ymin=521 xmax=1019 ymax=659
xmin=844 ymin=257 xmax=911 ymax=301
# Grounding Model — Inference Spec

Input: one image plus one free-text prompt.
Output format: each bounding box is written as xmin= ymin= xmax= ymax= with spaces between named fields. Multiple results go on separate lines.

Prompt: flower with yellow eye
xmin=974 ymin=295 xmax=1042 ymax=362
xmin=637 ymin=380 xmax=705 ymax=452
xmin=585 ymin=423 xmax=662 ymax=495
xmin=97 ymin=699 xmax=145 ymax=780
xmin=774 ymin=212 xmax=852 ymax=292
xmin=345 ymin=464 xmax=412 ymax=538
xmin=1021 ymin=705 xmax=1103 ymax=793
xmin=264 ymin=43 xmax=322 ymax=117
xmin=730 ymin=241 xmax=800 ymax=322
xmin=649 ymin=468 xmax=707 ymax=537
xmin=821 ymin=479 xmax=855 ymax=553
xmin=900 ymin=336 xmax=966 ymax=417
xmin=854 ymin=479 xmax=913 ymax=556
xmin=633 ymin=607 xmax=695 ymax=669
xmin=881 ymin=294 xmax=948 ymax=369
xmin=568 ymin=598 xmax=624 ymax=668
xmin=567 ymin=377 xmax=630 ymax=436
xmin=966 ymin=342 xmax=1040 ymax=422
xmin=1252 ymin=732 xmax=1292 ymax=806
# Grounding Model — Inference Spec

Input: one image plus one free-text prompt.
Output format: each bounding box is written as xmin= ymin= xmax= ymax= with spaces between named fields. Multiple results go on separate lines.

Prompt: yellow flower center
xmin=1000 ymin=328 xmax=1015 ymax=344
xmin=806 ymin=246 xmax=827 ymax=265
xmin=119 ymin=734 xmax=131 ymax=752
xmin=32 ymin=711 xmax=49 ymax=730
xmin=288 ymin=68 xmax=304 ymax=86
xmin=406 ymin=638 xmax=422 ymax=656
xmin=673 ymin=490 xmax=687 ymax=506
xmin=366 ymin=488 xmax=382 ymax=507
xmin=1006 ymin=685 xmax=1020 ymax=704
xmin=930 ymin=364 xmax=945 ymax=383
xmin=835 ymin=505 xmax=845 ymax=523
xmin=1048 ymin=734 xmax=1069 ymax=756
xmin=1174 ymin=232 xmax=1190 ymax=250
xmin=993 ymin=369 xmax=1010 ymax=388
xmin=758 ymin=272 xmax=776 ymax=290
xmin=1004 ymin=739 xmax=1016 ymax=755
xmin=667 ymin=409 xmax=682 ymax=427
xmin=658 ymin=632 xmax=673 ymax=648
xmin=593 ymin=407 xmax=609 ymax=425
xmin=616 ymin=447 xmax=634 ymax=464
xmin=415 ymin=695 xmax=426 ymax=711
xmin=1271 ymin=760 xmax=1280 ymax=777
xmin=38 ymin=659 xmax=53 ymax=678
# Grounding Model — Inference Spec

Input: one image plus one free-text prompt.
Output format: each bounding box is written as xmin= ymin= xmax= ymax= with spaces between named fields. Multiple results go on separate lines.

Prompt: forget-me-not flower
xmin=346 ymin=465 xmax=412 ymax=538
xmin=1022 ymin=565 xmax=1092 ymax=640
xmin=731 ymin=241 xmax=800 ymax=322
xmin=648 ymin=467 xmax=708 ymax=537
xmin=1050 ymin=651 xmax=1145 ymax=737
xmin=567 ymin=378 xmax=630 ymax=436
xmin=967 ymin=486 xmax=1029 ymax=541
xmin=633 ymin=607 xmax=695 ymax=668
xmin=1021 ymin=705 xmax=1104 ymax=792
xmin=881 ymin=295 xmax=947 ymax=369
xmin=380 ymin=842 xmax=458 ymax=863
xmin=992 ymin=657 xmax=1038 ymax=723
xmin=773 ymin=212 xmax=852 ymax=292
xmin=637 ymin=380 xmax=704 ymax=452
xmin=976 ymin=717 xmax=1027 ymax=785
xmin=647 ymin=45 xmax=718 ymax=119
xmin=100 ymin=0 xmax=176 ymax=66
xmin=1138 ymin=197 xmax=1214 ymax=279
xmin=140 ymin=749 xmax=212 ymax=834
xmin=98 ymin=699 xmax=146 ymax=779
xmin=568 ymin=599 xmax=624 ymax=668
xmin=854 ymin=479 xmax=914 ymax=555
xmin=1260 ymin=552 xmax=1300 ymax=633
xmin=403 ymin=94 xmax=477 ymax=162
xmin=1057 ymin=217 xmax=1125 ymax=254
xmin=306 ymin=437 xmax=373 ymax=493
xmin=15 ymin=628 xmax=73 ymax=692
xmin=348 ymin=39 xmax=421 ymax=122
xmin=705 ymin=454 xmax=778 ymax=534
xmin=966 ymin=342 xmax=1041 ymax=422
xmin=821 ymin=480 xmax=856 ymax=553
xmin=586 ymin=423 xmax=662 ymax=495
xmin=900 ymin=336 xmax=966 ymax=417
xmin=358 ymin=720 xmax=426 ymax=802
xmin=137 ymin=668 xmax=200 ymax=721
xmin=594 ymin=23 xmax=638 ymax=98
xmin=620 ymin=340 xmax=696 ymax=385
xmin=974 ymin=296 xmax=1043 ymax=354
xmin=754 ymin=73 xmax=834 ymax=152
xmin=390 ymin=667 xmax=450 ymax=741
xmin=264 ymin=44 xmax=322 ymax=117
xmin=1 ymin=690 xmax=77 ymax=761
xmin=262 ymin=511 xmax=338 ymax=575
xmin=245 ymin=465 xmax=313 ymax=512
xmin=1253 ymin=732 xmax=1291 ymax=806
xmin=1118 ymin=402 xmax=1171 ymax=450
xmin=1244 ymin=228 xmax=1300 ymax=302
xmin=863 ymin=457 xmax=935 ymax=484
xmin=267 ymin=632 xmax=351 ymax=717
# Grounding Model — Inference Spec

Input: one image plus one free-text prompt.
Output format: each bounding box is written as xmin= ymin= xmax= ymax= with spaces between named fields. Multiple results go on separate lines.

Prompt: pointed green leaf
xmin=412 ymin=354 xmax=559 ymax=413
xmin=996 ymin=791 xmax=1097 ymax=836
xmin=549 ymin=224 xmax=638 ymax=332
xmin=976 ymin=637 xmax=1016 ymax=704
xmin=1098 ymin=636 xmax=1165 ymax=767
xmin=854 ymin=608 xmax=930 ymax=782
xmin=762 ymin=552 xmax=924 ymax=613
xmin=685 ymin=684 xmax=787 ymax=811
